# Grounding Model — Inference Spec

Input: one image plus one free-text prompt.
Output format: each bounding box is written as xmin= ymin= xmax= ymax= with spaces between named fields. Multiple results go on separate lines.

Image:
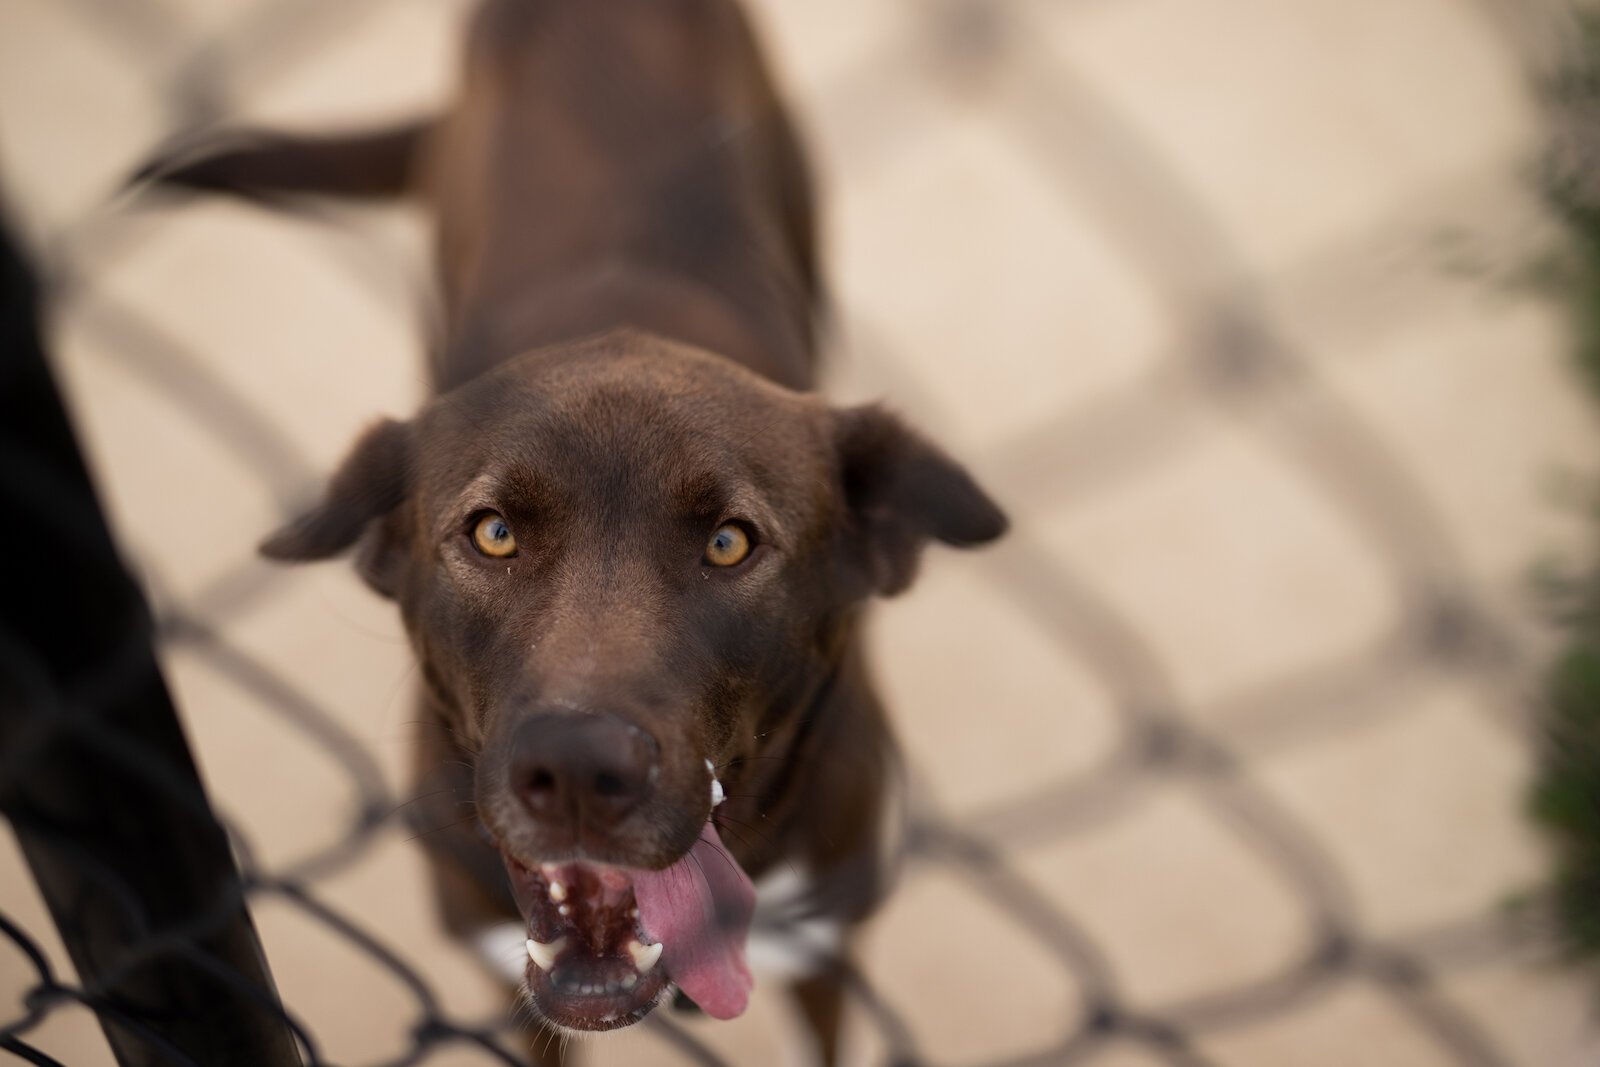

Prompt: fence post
xmin=0 ymin=207 xmax=305 ymax=1067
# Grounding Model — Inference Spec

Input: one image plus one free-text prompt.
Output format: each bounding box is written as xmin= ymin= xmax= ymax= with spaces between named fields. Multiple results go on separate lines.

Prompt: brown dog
xmin=144 ymin=1 xmax=1004 ymax=1062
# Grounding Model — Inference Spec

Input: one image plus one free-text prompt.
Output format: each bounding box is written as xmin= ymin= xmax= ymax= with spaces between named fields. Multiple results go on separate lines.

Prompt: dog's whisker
xmin=712 ymin=820 xmax=804 ymax=885
xmin=712 ymin=813 xmax=778 ymax=849
xmin=402 ymin=814 xmax=481 ymax=844
xmin=384 ymin=788 xmax=473 ymax=818
xmin=683 ymin=841 xmax=745 ymax=903
xmin=714 ymin=755 xmax=785 ymax=771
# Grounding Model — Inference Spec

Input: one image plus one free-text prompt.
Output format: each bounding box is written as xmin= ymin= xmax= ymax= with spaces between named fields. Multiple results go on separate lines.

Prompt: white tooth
xmin=628 ymin=939 xmax=663 ymax=974
xmin=558 ymin=904 xmax=571 ymax=916
xmin=525 ymin=937 xmax=566 ymax=972
xmin=630 ymin=907 xmax=639 ymax=919
xmin=548 ymin=880 xmax=567 ymax=903
xmin=705 ymin=760 xmax=725 ymax=807
xmin=621 ymin=973 xmax=637 ymax=990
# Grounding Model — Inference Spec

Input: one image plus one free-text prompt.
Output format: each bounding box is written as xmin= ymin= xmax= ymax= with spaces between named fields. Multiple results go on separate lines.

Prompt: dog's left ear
xmin=833 ymin=404 xmax=1007 ymax=597
xmin=260 ymin=418 xmax=413 ymax=595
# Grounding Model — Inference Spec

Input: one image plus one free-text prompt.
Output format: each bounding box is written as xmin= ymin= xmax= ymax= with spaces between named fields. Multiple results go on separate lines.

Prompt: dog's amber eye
xmin=705 ymin=523 xmax=751 ymax=567
xmin=472 ymin=512 xmax=517 ymax=558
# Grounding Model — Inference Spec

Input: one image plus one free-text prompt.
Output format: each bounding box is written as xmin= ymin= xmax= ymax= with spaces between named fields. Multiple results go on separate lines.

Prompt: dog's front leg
xmin=790 ymin=954 xmax=852 ymax=1067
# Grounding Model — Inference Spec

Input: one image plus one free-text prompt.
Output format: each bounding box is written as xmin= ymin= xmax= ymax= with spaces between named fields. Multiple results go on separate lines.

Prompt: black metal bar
xmin=0 ymin=202 xmax=304 ymax=1067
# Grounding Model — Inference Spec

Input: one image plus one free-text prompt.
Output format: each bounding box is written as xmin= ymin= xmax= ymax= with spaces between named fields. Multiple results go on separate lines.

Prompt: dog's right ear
xmin=261 ymin=418 xmax=412 ymax=595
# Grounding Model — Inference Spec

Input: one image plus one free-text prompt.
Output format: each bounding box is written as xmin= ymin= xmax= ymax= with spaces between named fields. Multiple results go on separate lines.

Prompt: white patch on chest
xmin=746 ymin=865 xmax=846 ymax=979
xmin=472 ymin=920 xmax=532 ymax=986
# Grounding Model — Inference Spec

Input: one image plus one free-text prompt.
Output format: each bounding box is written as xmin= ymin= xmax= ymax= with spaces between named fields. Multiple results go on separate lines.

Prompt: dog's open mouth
xmin=501 ymin=820 xmax=756 ymax=1031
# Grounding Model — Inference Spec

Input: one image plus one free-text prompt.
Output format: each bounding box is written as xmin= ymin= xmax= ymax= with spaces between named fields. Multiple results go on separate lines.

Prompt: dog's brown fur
xmin=144 ymin=1 xmax=1004 ymax=1062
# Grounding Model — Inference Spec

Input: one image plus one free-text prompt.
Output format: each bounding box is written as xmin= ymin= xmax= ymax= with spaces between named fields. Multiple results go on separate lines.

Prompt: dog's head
xmin=263 ymin=330 xmax=1004 ymax=1029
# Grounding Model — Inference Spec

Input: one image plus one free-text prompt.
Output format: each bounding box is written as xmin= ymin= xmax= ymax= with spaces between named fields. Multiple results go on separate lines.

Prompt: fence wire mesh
xmin=2 ymin=0 xmax=1598 ymax=1064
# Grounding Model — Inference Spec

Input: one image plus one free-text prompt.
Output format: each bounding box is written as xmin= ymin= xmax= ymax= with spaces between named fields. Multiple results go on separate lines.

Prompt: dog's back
xmin=428 ymin=0 xmax=818 ymax=391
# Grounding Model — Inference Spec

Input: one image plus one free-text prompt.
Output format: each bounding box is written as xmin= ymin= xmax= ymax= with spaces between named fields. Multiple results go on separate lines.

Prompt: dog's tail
xmin=129 ymin=119 xmax=432 ymax=202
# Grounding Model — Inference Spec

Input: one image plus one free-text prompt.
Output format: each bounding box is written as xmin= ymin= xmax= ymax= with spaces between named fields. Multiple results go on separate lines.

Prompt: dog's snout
xmin=509 ymin=712 xmax=659 ymax=832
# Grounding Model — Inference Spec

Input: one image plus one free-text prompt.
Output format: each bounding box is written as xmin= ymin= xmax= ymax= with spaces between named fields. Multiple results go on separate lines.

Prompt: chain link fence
xmin=3 ymin=0 xmax=1596 ymax=1064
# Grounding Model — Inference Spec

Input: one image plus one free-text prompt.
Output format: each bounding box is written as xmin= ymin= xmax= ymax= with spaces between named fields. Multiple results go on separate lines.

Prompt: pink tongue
xmin=631 ymin=821 xmax=756 ymax=1019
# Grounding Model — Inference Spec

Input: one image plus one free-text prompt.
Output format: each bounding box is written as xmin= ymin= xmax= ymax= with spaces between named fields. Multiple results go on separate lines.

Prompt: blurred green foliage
xmin=1533 ymin=10 xmax=1600 ymax=972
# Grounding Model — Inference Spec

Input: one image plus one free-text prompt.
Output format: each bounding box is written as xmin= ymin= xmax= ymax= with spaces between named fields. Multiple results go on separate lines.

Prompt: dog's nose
xmin=508 ymin=713 xmax=659 ymax=831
